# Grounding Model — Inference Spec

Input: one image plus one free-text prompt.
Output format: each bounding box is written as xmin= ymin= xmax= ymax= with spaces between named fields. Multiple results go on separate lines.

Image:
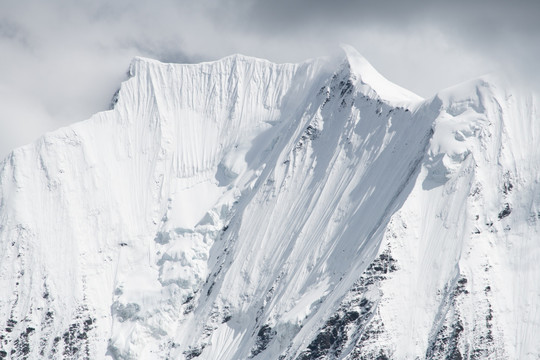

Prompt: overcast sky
xmin=1 ymin=0 xmax=539 ymax=159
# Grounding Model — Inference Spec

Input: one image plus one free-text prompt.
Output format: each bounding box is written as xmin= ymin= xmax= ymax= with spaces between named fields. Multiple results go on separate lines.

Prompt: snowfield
xmin=0 ymin=46 xmax=539 ymax=359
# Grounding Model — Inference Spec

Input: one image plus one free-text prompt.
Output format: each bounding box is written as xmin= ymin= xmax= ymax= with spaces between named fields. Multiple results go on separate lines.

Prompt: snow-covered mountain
xmin=1 ymin=46 xmax=539 ymax=360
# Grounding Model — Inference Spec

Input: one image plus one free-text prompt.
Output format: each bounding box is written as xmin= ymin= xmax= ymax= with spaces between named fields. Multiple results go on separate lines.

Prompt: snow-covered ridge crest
xmin=114 ymin=50 xmax=330 ymax=180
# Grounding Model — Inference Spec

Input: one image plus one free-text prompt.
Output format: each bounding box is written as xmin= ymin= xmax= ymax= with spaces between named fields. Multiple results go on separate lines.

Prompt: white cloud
xmin=0 ymin=0 xmax=537 ymax=159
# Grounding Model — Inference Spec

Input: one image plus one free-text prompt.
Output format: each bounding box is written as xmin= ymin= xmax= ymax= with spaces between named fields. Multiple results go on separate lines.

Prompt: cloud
xmin=1 ymin=0 xmax=539 ymax=159
xmin=237 ymin=0 xmax=540 ymax=85
xmin=228 ymin=0 xmax=540 ymax=88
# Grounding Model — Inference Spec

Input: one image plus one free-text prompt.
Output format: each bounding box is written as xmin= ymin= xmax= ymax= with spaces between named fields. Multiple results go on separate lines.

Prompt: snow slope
xmin=0 ymin=47 xmax=539 ymax=359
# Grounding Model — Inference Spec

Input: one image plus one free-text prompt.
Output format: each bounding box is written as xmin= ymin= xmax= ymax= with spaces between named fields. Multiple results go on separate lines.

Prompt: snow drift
xmin=0 ymin=46 xmax=539 ymax=359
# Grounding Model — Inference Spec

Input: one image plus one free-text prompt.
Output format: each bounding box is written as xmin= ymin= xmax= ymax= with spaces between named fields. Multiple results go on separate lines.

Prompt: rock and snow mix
xmin=0 ymin=46 xmax=539 ymax=359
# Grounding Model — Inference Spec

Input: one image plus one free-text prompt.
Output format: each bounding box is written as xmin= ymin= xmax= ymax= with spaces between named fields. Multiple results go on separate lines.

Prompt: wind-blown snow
xmin=0 ymin=47 xmax=539 ymax=360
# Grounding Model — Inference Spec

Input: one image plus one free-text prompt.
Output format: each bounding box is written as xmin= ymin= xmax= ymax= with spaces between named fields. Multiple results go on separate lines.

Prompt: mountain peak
xmin=341 ymin=44 xmax=423 ymax=105
xmin=2 ymin=48 xmax=540 ymax=359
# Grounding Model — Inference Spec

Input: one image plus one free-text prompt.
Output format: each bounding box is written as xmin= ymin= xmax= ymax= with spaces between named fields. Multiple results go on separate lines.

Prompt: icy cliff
xmin=0 ymin=46 xmax=539 ymax=359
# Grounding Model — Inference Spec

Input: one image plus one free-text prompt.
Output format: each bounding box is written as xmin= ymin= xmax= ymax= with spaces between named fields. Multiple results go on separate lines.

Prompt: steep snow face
xmin=0 ymin=49 xmax=539 ymax=360
xmin=364 ymin=77 xmax=540 ymax=360
xmin=0 ymin=53 xmax=332 ymax=359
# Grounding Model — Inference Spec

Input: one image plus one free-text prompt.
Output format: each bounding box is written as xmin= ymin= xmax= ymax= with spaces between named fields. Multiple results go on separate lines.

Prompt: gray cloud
xmin=232 ymin=0 xmax=540 ymax=88
xmin=1 ymin=0 xmax=539 ymax=159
